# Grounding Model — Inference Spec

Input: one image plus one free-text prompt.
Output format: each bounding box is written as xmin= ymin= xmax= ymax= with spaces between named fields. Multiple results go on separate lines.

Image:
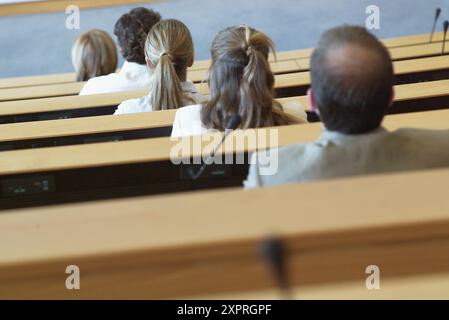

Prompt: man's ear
xmin=307 ymin=88 xmax=319 ymax=114
xmin=389 ymin=87 xmax=395 ymax=107
xmin=187 ymin=54 xmax=194 ymax=68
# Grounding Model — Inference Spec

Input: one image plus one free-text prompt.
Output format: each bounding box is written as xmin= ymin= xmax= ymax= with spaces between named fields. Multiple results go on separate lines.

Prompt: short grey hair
xmin=311 ymin=25 xmax=394 ymax=134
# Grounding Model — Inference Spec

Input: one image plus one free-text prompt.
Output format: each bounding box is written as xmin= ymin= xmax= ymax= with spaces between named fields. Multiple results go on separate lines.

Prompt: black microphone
xmin=260 ymin=237 xmax=292 ymax=300
xmin=189 ymin=113 xmax=241 ymax=180
xmin=443 ymin=20 xmax=449 ymax=55
xmin=430 ymin=8 xmax=442 ymax=43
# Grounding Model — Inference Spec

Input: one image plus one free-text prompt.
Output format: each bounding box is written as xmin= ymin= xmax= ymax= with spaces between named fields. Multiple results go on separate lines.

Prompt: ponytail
xmin=239 ymin=44 xmax=275 ymax=128
xmin=150 ymin=53 xmax=184 ymax=110
xmin=145 ymin=19 xmax=194 ymax=111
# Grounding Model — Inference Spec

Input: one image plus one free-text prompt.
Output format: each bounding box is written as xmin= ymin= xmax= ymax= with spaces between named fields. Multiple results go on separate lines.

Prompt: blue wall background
xmin=0 ymin=0 xmax=448 ymax=77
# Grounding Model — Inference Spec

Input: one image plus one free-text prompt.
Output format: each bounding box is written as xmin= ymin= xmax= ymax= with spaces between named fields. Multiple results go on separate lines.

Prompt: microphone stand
xmin=260 ymin=237 xmax=293 ymax=300
xmin=189 ymin=114 xmax=241 ymax=180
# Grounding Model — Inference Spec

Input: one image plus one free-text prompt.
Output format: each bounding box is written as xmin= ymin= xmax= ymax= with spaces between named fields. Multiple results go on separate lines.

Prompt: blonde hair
xmin=145 ymin=19 xmax=194 ymax=111
xmin=201 ymin=25 xmax=298 ymax=130
xmin=71 ymin=29 xmax=118 ymax=82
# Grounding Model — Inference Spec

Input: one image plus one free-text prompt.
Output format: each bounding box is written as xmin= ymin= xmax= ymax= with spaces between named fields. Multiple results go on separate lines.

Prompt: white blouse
xmin=171 ymin=104 xmax=208 ymax=138
xmin=114 ymin=80 xmax=207 ymax=115
xmin=79 ymin=61 xmax=152 ymax=95
xmin=171 ymin=101 xmax=308 ymax=138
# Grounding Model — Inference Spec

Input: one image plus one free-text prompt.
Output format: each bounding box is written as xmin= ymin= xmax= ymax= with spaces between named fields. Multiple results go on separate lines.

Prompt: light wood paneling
xmin=1 ymin=167 xmax=449 ymax=298
xmin=0 ymin=108 xmax=448 ymax=175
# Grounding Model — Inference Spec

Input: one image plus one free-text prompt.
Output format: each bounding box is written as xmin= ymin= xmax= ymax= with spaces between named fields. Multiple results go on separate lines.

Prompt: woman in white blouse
xmin=80 ymin=8 xmax=161 ymax=95
xmin=115 ymin=19 xmax=207 ymax=115
xmin=171 ymin=25 xmax=306 ymax=138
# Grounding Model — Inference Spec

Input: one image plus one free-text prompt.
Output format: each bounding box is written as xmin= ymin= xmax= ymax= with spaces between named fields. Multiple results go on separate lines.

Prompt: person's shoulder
xmin=79 ymin=73 xmax=120 ymax=95
xmin=390 ymin=128 xmax=449 ymax=149
xmin=393 ymin=127 xmax=449 ymax=138
xmin=277 ymin=140 xmax=313 ymax=157
xmin=115 ymin=96 xmax=151 ymax=115
xmin=279 ymin=100 xmax=308 ymax=123
xmin=175 ymin=103 xmax=203 ymax=127
xmin=176 ymin=103 xmax=203 ymax=118
xmin=245 ymin=142 xmax=311 ymax=189
xmin=191 ymin=93 xmax=209 ymax=105
xmin=172 ymin=104 xmax=205 ymax=138
xmin=178 ymin=103 xmax=203 ymax=111
xmin=183 ymin=80 xmax=209 ymax=105
xmin=251 ymin=141 xmax=311 ymax=173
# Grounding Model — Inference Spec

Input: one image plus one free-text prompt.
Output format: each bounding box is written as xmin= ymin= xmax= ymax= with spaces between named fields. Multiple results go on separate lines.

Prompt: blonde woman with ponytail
xmin=115 ymin=19 xmax=206 ymax=115
xmin=171 ymin=25 xmax=306 ymax=138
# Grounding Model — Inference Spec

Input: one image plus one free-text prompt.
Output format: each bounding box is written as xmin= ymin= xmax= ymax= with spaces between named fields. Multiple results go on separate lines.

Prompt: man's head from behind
xmin=310 ymin=26 xmax=394 ymax=134
xmin=114 ymin=7 xmax=161 ymax=65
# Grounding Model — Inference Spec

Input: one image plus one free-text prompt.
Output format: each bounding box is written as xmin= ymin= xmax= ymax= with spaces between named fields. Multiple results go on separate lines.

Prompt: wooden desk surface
xmin=0 ymin=60 xmax=301 ymax=91
xmin=275 ymin=32 xmax=446 ymax=61
xmin=271 ymin=56 xmax=449 ymax=91
xmin=381 ymin=32 xmax=445 ymax=48
xmin=193 ymin=38 xmax=449 ymax=69
xmin=201 ymin=77 xmax=449 ymax=105
xmin=1 ymin=48 xmax=448 ymax=101
xmin=388 ymin=41 xmax=449 ymax=60
xmin=0 ymin=74 xmax=449 ymax=141
xmin=0 ymin=97 xmax=305 ymax=142
xmin=0 ymin=57 xmax=315 ymax=101
xmin=0 ymin=110 xmax=177 ymax=143
xmin=1 ymin=167 xmax=449 ymax=299
xmin=0 ymin=0 xmax=159 ymax=16
xmin=294 ymin=41 xmax=449 ymax=71
xmin=0 ymin=109 xmax=448 ymax=176
xmin=392 ymin=55 xmax=449 ymax=74
xmin=3 ymin=75 xmax=449 ymax=143
xmin=0 ymin=32 xmax=445 ymax=90
xmin=292 ymin=54 xmax=449 ymax=82
xmin=393 ymin=79 xmax=449 ymax=101
xmin=0 ymin=89 xmax=146 ymax=116
xmin=0 ymin=81 xmax=85 ymax=102
xmin=198 ymin=272 xmax=449 ymax=300
xmin=1 ymin=75 xmax=448 ymax=117
xmin=189 ymin=59 xmax=302 ymax=81
xmin=2 ymin=50 xmax=449 ymax=109
xmin=0 ymin=72 xmax=77 ymax=90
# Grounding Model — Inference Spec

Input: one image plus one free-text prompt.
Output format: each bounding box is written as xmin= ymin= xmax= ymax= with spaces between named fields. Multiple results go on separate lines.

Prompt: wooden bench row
xmin=1 ymin=34 xmax=449 ymax=300
xmin=0 ymin=31 xmax=446 ymax=90
xmin=1 ymin=77 xmax=448 ymax=130
xmin=0 ymin=78 xmax=447 ymax=152
xmin=1 ymin=54 xmax=448 ymax=121
xmin=0 ymin=108 xmax=448 ymax=211
xmin=206 ymin=272 xmax=449 ymax=299
xmin=1 ymin=166 xmax=449 ymax=299
xmin=0 ymin=60 xmax=302 ymax=90
xmin=3 ymin=52 xmax=449 ymax=103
